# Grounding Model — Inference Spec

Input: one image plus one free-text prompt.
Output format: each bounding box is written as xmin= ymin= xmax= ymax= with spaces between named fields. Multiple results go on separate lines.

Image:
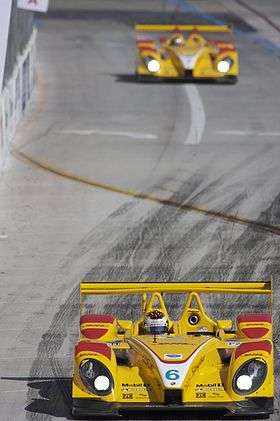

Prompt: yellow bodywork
xmin=135 ymin=24 xmax=239 ymax=81
xmin=72 ymin=281 xmax=273 ymax=416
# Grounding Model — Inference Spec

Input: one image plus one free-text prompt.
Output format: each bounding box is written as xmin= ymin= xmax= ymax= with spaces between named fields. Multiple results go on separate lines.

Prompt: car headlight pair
xmin=233 ymin=359 xmax=267 ymax=395
xmin=144 ymin=56 xmax=160 ymax=73
xmin=217 ymin=57 xmax=233 ymax=73
xmin=80 ymin=359 xmax=114 ymax=396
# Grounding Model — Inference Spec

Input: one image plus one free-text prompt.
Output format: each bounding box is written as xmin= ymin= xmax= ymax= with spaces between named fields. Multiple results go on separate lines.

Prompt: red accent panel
xmin=237 ymin=313 xmax=271 ymax=324
xmin=81 ymin=328 xmax=108 ymax=339
xmin=139 ymin=47 xmax=157 ymax=52
xmin=75 ymin=341 xmax=111 ymax=360
xmin=235 ymin=341 xmax=272 ymax=359
xmin=218 ymin=48 xmax=236 ymax=53
xmin=137 ymin=39 xmax=154 ymax=44
xmin=80 ymin=314 xmax=115 ymax=324
xmin=207 ymin=39 xmax=236 ymax=51
xmin=241 ymin=328 xmax=269 ymax=338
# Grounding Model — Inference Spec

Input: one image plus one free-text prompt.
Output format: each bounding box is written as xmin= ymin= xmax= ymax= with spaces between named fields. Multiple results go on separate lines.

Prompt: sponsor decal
xmin=140 ymin=357 xmax=154 ymax=370
xmin=209 ymin=392 xmax=224 ymax=397
xmin=122 ymin=382 xmax=151 ymax=387
xmin=196 ymin=382 xmax=224 ymax=392
xmin=164 ymin=353 xmax=182 ymax=360
xmin=196 ymin=392 xmax=206 ymax=398
xmin=122 ymin=393 xmax=133 ymax=399
xmin=226 ymin=340 xmax=241 ymax=347
xmin=17 ymin=0 xmax=49 ymax=12
xmin=198 ymin=326 xmax=209 ymax=333
xmin=196 ymin=383 xmax=224 ymax=388
xmin=121 ymin=383 xmax=152 ymax=392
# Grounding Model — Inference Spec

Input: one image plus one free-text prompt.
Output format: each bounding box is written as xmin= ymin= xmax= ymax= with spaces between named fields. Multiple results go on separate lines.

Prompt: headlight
xmin=232 ymin=359 xmax=267 ymax=395
xmin=79 ymin=359 xmax=114 ymax=395
xmin=94 ymin=375 xmax=111 ymax=391
xmin=217 ymin=58 xmax=233 ymax=73
xmin=144 ymin=57 xmax=160 ymax=73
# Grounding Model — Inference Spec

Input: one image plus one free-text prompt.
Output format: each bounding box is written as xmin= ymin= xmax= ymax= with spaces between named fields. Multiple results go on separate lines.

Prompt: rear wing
xmin=135 ymin=24 xmax=233 ymax=33
xmin=80 ymin=281 xmax=272 ymax=296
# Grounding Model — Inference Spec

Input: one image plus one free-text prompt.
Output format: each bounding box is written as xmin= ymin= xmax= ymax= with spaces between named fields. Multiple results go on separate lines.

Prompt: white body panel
xmin=177 ymin=51 xmax=202 ymax=70
xmin=133 ymin=337 xmax=213 ymax=388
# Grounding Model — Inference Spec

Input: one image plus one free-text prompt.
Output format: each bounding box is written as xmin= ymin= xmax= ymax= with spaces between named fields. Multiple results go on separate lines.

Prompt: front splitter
xmin=72 ymin=397 xmax=273 ymax=418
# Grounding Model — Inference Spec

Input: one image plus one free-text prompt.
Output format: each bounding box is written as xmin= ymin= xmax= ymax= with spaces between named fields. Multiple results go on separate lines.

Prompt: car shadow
xmin=114 ymin=74 xmax=235 ymax=85
xmin=121 ymin=411 xmax=269 ymax=421
xmin=1 ymin=376 xmax=269 ymax=420
xmin=2 ymin=376 xmax=74 ymax=419
xmin=25 ymin=377 xmax=74 ymax=419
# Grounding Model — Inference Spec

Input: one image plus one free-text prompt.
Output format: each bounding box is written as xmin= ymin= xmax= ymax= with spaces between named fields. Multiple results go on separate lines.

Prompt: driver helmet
xmin=170 ymin=34 xmax=184 ymax=47
xmin=144 ymin=309 xmax=168 ymax=334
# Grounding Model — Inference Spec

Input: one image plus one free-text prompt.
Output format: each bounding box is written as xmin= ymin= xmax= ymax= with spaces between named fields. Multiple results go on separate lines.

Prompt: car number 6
xmin=165 ymin=369 xmax=180 ymax=380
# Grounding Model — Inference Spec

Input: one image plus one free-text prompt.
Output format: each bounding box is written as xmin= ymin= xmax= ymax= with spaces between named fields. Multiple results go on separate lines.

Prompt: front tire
xmin=216 ymin=75 xmax=238 ymax=84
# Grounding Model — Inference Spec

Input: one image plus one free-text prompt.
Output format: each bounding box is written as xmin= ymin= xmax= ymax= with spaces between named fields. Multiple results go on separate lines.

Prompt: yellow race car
xmin=136 ymin=24 xmax=239 ymax=83
xmin=72 ymin=281 xmax=274 ymax=418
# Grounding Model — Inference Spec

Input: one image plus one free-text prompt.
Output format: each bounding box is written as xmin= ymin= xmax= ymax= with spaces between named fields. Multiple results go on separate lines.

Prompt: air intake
xmin=164 ymin=389 xmax=182 ymax=405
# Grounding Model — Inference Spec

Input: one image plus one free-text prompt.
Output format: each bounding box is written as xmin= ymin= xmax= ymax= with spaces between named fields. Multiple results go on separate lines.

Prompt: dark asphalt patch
xmin=38 ymin=9 xmax=255 ymax=33
xmin=25 ymin=176 xmax=280 ymax=419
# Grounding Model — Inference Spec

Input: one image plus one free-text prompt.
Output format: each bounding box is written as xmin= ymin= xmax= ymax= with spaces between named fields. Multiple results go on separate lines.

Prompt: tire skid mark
xmin=188 ymin=144 xmax=273 ymax=205
xmin=180 ymin=195 xmax=280 ymax=414
xmin=141 ymin=192 xmax=247 ymax=279
xmin=26 ymin=180 xmax=280 ymax=419
xmin=13 ymin=149 xmax=280 ymax=237
xmin=22 ymin=73 xmax=280 ymax=420
xmin=234 ymin=0 xmax=280 ymax=34
xmin=85 ymin=173 xmax=207 ymax=281
xmin=26 ymin=286 xmax=79 ymax=420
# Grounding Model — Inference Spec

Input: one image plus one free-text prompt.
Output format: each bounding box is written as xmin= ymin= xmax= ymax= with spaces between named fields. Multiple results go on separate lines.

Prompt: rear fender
xmin=236 ymin=313 xmax=272 ymax=340
xmin=80 ymin=314 xmax=117 ymax=341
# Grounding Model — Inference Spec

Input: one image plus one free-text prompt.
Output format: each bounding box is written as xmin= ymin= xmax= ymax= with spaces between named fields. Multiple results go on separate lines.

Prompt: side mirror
xmin=217 ymin=320 xmax=232 ymax=331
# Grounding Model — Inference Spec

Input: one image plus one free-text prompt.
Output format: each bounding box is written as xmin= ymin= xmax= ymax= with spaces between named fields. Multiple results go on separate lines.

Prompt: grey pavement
xmin=0 ymin=0 xmax=280 ymax=420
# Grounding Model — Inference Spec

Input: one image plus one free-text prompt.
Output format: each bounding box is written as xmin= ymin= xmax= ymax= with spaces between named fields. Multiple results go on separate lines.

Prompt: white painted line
xmin=215 ymin=130 xmax=254 ymax=136
xmin=0 ymin=298 xmax=58 ymax=304
xmin=0 ymin=357 xmax=35 ymax=360
xmin=184 ymin=85 xmax=206 ymax=145
xmin=58 ymin=129 xmax=158 ymax=140
xmin=259 ymin=132 xmax=280 ymax=137
xmin=0 ymin=389 xmax=27 ymax=393
xmin=215 ymin=130 xmax=280 ymax=137
xmin=0 ymin=327 xmax=44 ymax=332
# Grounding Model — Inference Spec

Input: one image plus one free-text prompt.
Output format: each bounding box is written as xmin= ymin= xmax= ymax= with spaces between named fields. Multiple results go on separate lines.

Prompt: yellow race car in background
xmin=72 ymin=281 xmax=273 ymax=418
xmin=136 ymin=24 xmax=239 ymax=83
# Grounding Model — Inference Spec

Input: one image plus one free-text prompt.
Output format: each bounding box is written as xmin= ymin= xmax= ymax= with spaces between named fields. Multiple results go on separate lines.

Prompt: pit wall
xmin=0 ymin=29 xmax=37 ymax=172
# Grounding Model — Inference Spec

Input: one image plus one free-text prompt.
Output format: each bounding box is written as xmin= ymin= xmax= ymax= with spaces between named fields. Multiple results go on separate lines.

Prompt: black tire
xmin=216 ymin=75 xmax=238 ymax=84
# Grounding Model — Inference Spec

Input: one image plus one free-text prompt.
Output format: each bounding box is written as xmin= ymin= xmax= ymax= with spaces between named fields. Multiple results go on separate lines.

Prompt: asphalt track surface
xmin=0 ymin=0 xmax=280 ymax=420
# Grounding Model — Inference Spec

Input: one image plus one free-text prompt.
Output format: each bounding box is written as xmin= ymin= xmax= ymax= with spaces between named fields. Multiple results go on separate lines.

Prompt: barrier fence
xmin=0 ymin=28 xmax=37 ymax=172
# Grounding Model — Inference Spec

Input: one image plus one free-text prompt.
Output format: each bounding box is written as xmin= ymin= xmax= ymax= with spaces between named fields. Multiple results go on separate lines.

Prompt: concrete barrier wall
xmin=4 ymin=1 xmax=34 ymax=86
xmin=0 ymin=29 xmax=37 ymax=171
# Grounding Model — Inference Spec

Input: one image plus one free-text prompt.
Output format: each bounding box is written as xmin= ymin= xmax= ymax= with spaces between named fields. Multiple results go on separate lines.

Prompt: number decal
xmin=165 ymin=369 xmax=180 ymax=381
